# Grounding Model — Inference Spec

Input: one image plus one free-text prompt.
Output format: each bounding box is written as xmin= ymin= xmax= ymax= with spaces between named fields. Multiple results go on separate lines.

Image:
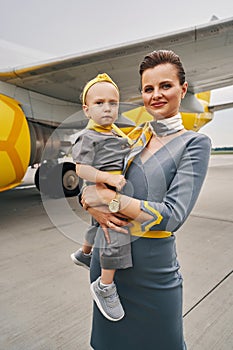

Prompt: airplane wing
xmin=1 ymin=16 xmax=233 ymax=197
xmin=0 ymin=16 xmax=233 ymax=104
xmin=208 ymin=101 xmax=233 ymax=112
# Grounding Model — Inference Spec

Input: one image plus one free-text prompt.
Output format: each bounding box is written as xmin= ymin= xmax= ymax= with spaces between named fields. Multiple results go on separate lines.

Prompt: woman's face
xmin=141 ymin=63 xmax=188 ymax=120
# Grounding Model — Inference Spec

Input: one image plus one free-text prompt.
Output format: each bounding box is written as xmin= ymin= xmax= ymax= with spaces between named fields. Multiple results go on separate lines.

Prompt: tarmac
xmin=0 ymin=154 xmax=232 ymax=350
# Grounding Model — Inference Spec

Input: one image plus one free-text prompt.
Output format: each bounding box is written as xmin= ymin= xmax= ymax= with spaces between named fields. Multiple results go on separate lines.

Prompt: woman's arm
xmin=83 ymin=187 xmax=153 ymax=243
xmin=83 ymin=134 xmax=211 ymax=233
xmin=140 ymin=133 xmax=211 ymax=232
xmin=82 ymin=183 xmax=153 ymax=224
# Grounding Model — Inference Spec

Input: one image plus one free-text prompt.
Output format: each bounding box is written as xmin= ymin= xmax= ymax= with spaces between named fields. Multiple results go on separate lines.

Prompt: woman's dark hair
xmin=139 ymin=50 xmax=186 ymax=85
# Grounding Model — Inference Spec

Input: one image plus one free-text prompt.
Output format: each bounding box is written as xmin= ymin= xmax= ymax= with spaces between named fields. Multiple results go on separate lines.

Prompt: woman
xmin=82 ymin=50 xmax=211 ymax=350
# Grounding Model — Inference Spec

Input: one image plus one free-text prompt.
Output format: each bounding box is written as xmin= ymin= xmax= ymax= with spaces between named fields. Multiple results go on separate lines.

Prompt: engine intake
xmin=0 ymin=94 xmax=31 ymax=191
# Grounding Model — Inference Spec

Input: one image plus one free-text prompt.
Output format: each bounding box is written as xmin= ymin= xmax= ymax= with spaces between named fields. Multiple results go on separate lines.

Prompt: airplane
xmin=1 ymin=16 xmax=233 ymax=198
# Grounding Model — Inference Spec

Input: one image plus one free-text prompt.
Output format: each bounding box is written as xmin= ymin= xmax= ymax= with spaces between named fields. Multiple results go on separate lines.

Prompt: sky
xmin=0 ymin=0 xmax=233 ymax=147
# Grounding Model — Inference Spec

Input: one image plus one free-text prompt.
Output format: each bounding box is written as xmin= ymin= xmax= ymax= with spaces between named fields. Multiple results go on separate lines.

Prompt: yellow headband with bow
xmin=81 ymin=73 xmax=119 ymax=104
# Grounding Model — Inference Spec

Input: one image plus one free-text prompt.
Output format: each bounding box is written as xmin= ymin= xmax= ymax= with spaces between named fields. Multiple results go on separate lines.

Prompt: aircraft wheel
xmin=34 ymin=167 xmax=40 ymax=191
xmin=34 ymin=162 xmax=79 ymax=198
xmin=60 ymin=162 xmax=80 ymax=197
xmin=49 ymin=162 xmax=80 ymax=198
xmin=34 ymin=163 xmax=54 ymax=193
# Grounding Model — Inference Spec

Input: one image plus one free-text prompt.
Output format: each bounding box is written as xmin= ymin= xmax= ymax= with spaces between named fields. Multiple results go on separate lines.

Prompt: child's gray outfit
xmin=72 ymin=127 xmax=132 ymax=270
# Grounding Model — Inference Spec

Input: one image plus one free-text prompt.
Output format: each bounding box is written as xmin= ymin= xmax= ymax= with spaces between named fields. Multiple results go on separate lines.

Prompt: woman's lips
xmin=151 ymin=102 xmax=166 ymax=108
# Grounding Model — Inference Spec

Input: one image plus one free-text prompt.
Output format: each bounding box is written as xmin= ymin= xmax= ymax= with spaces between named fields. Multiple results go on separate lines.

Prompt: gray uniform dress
xmin=90 ymin=130 xmax=211 ymax=350
xmin=72 ymin=128 xmax=132 ymax=269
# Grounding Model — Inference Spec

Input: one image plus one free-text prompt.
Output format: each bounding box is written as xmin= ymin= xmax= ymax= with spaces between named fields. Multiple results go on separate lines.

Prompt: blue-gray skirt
xmin=90 ymin=234 xmax=186 ymax=350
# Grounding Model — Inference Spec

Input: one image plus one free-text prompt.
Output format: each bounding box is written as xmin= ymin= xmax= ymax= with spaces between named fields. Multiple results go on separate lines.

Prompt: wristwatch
xmin=108 ymin=192 xmax=121 ymax=213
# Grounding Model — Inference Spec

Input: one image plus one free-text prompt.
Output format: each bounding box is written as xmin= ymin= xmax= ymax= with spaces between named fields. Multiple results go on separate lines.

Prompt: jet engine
xmin=0 ymin=94 xmax=80 ymax=197
xmin=0 ymin=94 xmax=31 ymax=192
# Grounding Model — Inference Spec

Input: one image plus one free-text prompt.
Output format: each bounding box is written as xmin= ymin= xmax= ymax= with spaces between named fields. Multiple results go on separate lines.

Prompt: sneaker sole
xmin=90 ymin=283 xmax=125 ymax=322
xmin=70 ymin=253 xmax=90 ymax=270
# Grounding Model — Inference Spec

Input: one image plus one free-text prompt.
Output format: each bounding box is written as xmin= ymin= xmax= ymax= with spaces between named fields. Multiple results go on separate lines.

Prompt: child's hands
xmin=106 ymin=174 xmax=126 ymax=191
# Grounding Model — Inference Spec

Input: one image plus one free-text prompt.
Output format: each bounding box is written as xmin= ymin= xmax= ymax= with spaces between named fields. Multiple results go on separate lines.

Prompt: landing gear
xmin=34 ymin=161 xmax=80 ymax=198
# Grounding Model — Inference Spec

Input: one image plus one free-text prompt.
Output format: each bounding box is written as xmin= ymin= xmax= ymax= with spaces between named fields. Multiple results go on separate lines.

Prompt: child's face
xmin=83 ymin=82 xmax=119 ymax=126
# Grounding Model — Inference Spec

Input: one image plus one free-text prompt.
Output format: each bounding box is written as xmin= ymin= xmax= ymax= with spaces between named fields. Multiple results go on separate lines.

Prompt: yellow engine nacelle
xmin=0 ymin=94 xmax=31 ymax=192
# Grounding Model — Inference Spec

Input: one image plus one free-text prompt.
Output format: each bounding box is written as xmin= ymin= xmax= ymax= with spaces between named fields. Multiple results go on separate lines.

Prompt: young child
xmin=71 ymin=73 xmax=134 ymax=322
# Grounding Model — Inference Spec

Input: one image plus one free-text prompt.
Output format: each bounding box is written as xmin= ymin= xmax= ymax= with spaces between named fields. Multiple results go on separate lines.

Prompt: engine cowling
xmin=0 ymin=94 xmax=31 ymax=192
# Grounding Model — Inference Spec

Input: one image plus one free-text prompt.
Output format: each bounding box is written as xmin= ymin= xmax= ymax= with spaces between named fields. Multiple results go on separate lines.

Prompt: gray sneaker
xmin=90 ymin=277 xmax=125 ymax=322
xmin=70 ymin=249 xmax=92 ymax=269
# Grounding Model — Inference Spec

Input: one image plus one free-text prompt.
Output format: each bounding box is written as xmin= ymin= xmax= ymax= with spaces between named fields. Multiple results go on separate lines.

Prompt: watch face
xmin=109 ymin=199 xmax=120 ymax=213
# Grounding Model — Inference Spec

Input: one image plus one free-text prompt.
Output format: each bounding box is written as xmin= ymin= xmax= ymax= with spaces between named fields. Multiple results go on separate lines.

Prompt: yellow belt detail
xmin=108 ymin=170 xmax=122 ymax=174
xmin=129 ymin=220 xmax=172 ymax=238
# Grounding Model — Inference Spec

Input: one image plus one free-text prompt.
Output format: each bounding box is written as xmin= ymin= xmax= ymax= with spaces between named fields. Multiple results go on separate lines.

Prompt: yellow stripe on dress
xmin=129 ymin=220 xmax=171 ymax=238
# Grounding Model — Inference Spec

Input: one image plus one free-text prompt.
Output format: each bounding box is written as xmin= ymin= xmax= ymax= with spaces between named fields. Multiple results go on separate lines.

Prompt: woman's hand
xmin=87 ymin=206 xmax=129 ymax=244
xmin=81 ymin=183 xmax=110 ymax=209
xmin=81 ymin=183 xmax=131 ymax=243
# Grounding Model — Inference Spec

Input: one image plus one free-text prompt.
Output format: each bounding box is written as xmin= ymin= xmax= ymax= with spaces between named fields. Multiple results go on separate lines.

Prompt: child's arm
xmin=76 ymin=163 xmax=126 ymax=191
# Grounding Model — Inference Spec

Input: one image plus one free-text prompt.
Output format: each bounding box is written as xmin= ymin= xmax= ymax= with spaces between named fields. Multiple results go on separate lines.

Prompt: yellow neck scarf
xmin=86 ymin=119 xmax=112 ymax=132
xmin=86 ymin=119 xmax=134 ymax=145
